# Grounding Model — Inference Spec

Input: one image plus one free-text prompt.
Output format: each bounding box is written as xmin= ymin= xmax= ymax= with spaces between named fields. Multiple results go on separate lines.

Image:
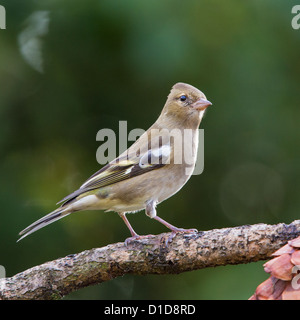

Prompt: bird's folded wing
xmin=57 ymin=144 xmax=171 ymax=205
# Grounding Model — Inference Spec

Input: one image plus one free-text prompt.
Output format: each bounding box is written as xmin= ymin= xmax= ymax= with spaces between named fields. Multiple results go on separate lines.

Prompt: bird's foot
xmin=162 ymin=227 xmax=198 ymax=246
xmin=152 ymin=216 xmax=197 ymax=245
xmin=124 ymin=234 xmax=155 ymax=246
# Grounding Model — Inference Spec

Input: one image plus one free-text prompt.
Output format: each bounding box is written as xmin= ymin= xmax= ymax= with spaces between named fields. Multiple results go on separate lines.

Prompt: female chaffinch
xmin=18 ymin=82 xmax=212 ymax=244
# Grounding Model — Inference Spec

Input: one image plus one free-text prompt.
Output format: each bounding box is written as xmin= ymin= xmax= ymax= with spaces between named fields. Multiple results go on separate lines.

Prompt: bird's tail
xmin=17 ymin=206 xmax=72 ymax=242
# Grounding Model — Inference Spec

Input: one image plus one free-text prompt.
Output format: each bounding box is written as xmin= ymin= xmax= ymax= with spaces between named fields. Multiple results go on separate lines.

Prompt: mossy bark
xmin=1 ymin=220 xmax=300 ymax=300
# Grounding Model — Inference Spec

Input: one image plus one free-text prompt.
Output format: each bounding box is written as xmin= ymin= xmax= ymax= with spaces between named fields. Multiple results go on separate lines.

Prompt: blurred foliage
xmin=0 ymin=0 xmax=300 ymax=299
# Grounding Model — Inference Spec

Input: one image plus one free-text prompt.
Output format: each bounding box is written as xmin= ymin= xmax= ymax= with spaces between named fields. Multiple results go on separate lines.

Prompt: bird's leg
xmin=153 ymin=215 xmax=197 ymax=234
xmin=145 ymin=200 xmax=197 ymax=244
xmin=153 ymin=215 xmax=198 ymax=244
xmin=145 ymin=199 xmax=157 ymax=218
xmin=118 ymin=212 xmax=138 ymax=238
xmin=118 ymin=212 xmax=154 ymax=246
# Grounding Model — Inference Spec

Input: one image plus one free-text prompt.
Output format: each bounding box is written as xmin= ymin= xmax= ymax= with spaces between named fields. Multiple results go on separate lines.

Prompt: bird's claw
xmin=162 ymin=228 xmax=198 ymax=246
xmin=124 ymin=234 xmax=155 ymax=246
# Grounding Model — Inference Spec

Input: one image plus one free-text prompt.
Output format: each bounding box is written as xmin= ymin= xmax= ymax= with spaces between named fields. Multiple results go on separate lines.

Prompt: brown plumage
xmin=18 ymin=82 xmax=212 ymax=244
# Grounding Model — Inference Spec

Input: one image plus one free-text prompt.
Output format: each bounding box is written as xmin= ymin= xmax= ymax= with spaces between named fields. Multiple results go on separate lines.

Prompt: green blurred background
xmin=1 ymin=0 xmax=300 ymax=299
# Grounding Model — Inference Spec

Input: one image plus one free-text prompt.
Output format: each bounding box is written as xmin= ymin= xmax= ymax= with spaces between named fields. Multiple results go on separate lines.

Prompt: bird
xmin=18 ymin=82 xmax=212 ymax=244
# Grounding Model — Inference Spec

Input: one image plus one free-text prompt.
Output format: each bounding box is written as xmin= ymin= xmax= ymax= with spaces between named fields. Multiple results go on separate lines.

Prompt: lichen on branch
xmin=1 ymin=220 xmax=300 ymax=300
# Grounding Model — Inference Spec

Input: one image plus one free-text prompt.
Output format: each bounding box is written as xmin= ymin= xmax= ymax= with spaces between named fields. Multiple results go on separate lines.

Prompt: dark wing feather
xmin=57 ymin=152 xmax=167 ymax=206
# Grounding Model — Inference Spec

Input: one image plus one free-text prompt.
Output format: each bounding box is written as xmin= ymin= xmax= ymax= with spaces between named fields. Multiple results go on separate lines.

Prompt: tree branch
xmin=1 ymin=220 xmax=300 ymax=300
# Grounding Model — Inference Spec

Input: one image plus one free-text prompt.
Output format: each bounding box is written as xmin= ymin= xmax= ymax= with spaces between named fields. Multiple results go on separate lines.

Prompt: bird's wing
xmin=57 ymin=143 xmax=171 ymax=206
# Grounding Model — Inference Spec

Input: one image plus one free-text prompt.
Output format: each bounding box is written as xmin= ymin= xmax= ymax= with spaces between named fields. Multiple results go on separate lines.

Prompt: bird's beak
xmin=192 ymin=98 xmax=212 ymax=111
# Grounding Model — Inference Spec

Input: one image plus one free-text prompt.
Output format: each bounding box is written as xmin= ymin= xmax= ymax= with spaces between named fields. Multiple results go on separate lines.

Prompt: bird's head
xmin=160 ymin=82 xmax=212 ymax=128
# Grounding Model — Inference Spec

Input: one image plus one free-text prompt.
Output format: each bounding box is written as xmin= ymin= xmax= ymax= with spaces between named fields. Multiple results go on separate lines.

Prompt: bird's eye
xmin=179 ymin=95 xmax=187 ymax=102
